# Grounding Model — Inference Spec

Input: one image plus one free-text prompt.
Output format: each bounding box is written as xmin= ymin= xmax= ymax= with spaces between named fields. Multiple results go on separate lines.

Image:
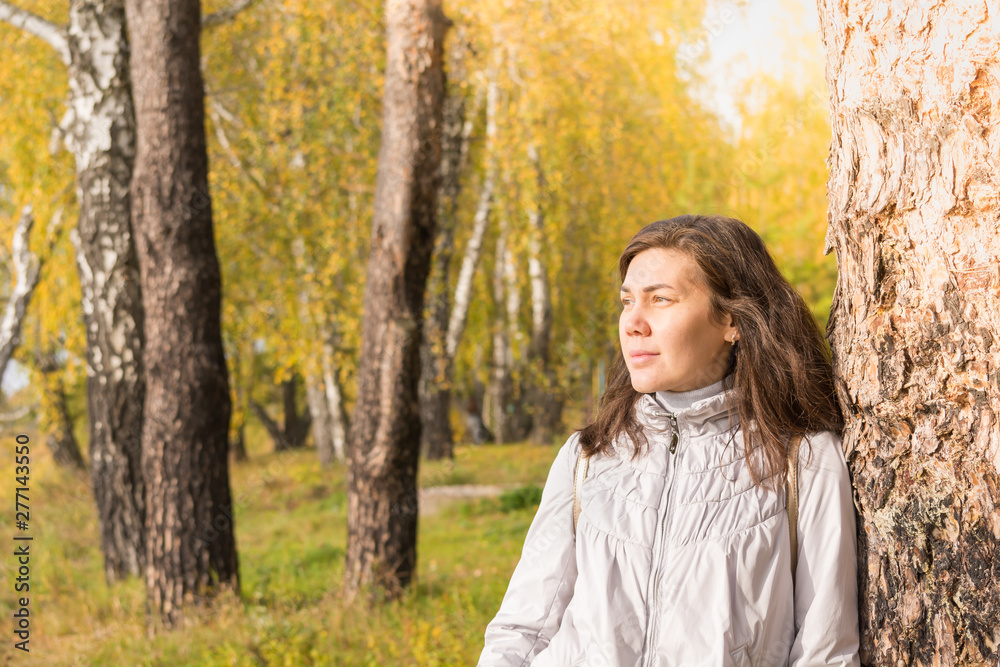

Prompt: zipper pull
xmin=668 ymin=414 xmax=678 ymax=454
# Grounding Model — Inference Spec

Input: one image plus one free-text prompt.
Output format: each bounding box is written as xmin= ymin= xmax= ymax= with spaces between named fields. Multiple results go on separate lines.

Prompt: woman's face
xmin=619 ymin=248 xmax=737 ymax=393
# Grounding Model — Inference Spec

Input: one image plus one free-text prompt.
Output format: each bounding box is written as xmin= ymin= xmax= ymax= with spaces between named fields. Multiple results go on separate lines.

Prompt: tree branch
xmin=0 ymin=206 xmax=42 ymax=384
xmin=249 ymin=400 xmax=292 ymax=451
xmin=0 ymin=1 xmax=69 ymax=64
xmin=203 ymin=0 xmax=253 ymax=28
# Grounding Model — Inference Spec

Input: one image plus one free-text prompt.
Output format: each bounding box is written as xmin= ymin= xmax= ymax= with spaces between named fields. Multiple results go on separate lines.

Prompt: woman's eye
xmin=653 ymin=296 xmax=671 ymax=303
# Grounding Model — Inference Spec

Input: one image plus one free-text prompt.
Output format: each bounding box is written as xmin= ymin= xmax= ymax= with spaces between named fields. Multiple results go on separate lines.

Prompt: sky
xmin=1 ymin=0 xmax=824 ymax=398
xmin=699 ymin=0 xmax=825 ymax=132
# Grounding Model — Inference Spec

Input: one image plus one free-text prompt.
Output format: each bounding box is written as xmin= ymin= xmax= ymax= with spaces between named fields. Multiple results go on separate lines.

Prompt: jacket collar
xmin=636 ymin=378 xmax=736 ymax=432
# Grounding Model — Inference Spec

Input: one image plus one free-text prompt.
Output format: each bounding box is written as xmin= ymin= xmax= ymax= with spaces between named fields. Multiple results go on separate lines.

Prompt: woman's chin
xmin=629 ymin=377 xmax=662 ymax=394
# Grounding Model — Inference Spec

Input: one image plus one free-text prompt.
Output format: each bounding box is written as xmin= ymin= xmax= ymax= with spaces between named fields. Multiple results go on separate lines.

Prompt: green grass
xmin=0 ymin=430 xmax=565 ymax=666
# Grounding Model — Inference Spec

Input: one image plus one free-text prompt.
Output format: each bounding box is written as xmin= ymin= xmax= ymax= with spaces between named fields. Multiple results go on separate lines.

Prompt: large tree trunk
xmin=419 ymin=32 xmax=476 ymax=461
xmin=125 ymin=0 xmax=238 ymax=625
xmin=818 ymin=1 xmax=1000 ymax=664
xmin=345 ymin=0 xmax=446 ymax=600
xmin=64 ymin=0 xmax=147 ymax=584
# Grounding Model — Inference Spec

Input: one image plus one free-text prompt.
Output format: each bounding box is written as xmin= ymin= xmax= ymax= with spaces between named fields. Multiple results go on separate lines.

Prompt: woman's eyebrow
xmin=620 ymin=283 xmax=675 ymax=293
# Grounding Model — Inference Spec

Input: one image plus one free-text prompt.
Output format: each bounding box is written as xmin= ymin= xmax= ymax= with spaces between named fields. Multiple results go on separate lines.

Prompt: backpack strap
xmin=573 ymin=449 xmax=590 ymax=532
xmin=786 ymin=434 xmax=802 ymax=578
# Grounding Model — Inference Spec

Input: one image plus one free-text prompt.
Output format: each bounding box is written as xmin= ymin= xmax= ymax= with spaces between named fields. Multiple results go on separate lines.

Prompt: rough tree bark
xmin=125 ymin=0 xmax=238 ymax=624
xmin=419 ymin=30 xmax=477 ymax=460
xmin=818 ymin=1 xmax=1000 ymax=664
xmin=63 ymin=0 xmax=147 ymax=583
xmin=345 ymin=0 xmax=446 ymax=599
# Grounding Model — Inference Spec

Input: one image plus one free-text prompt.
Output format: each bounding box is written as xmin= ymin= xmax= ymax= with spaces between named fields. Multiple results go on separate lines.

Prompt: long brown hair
xmin=578 ymin=214 xmax=842 ymax=488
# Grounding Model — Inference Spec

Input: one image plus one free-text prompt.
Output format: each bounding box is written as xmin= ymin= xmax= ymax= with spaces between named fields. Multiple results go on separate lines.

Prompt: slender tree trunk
xmin=249 ymin=400 xmax=289 ymax=450
xmin=819 ymin=1 xmax=1000 ymax=664
xmin=524 ymin=144 xmax=561 ymax=444
xmin=444 ymin=64 xmax=498 ymax=364
xmin=306 ymin=376 xmax=334 ymax=465
xmin=37 ymin=352 xmax=86 ymax=470
xmin=126 ymin=0 xmax=238 ymax=625
xmin=0 ymin=207 xmax=41 ymax=383
xmin=323 ymin=338 xmax=349 ymax=462
xmin=281 ymin=375 xmax=307 ymax=449
xmin=231 ymin=424 xmax=248 ymax=462
xmin=229 ymin=340 xmax=249 ymax=462
xmin=420 ymin=32 xmax=477 ymax=461
xmin=345 ymin=0 xmax=446 ymax=600
xmin=434 ymin=64 xmax=498 ymax=446
xmin=490 ymin=211 xmax=516 ymax=444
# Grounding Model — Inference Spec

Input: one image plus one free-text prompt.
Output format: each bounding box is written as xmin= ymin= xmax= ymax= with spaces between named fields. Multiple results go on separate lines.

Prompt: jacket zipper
xmin=642 ymin=411 xmax=680 ymax=667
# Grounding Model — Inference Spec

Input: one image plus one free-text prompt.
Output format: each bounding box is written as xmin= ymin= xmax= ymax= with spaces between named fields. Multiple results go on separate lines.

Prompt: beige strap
xmin=573 ymin=450 xmax=590 ymax=532
xmin=787 ymin=435 xmax=802 ymax=579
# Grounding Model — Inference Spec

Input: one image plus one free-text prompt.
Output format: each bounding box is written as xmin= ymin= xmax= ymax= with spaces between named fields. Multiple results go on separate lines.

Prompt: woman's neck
xmin=653 ymin=377 xmax=727 ymax=413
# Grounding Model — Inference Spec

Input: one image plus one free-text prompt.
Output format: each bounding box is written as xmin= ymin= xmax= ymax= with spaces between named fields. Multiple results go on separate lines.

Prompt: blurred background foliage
xmin=1 ymin=0 xmax=834 ymax=432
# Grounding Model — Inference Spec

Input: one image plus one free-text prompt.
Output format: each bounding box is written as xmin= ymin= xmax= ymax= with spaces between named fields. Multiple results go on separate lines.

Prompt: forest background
xmin=0 ymin=0 xmax=836 ymax=663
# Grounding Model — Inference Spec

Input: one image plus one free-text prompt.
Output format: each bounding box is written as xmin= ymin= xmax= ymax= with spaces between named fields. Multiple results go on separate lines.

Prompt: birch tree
xmin=345 ymin=0 xmax=446 ymax=599
xmin=419 ymin=31 xmax=478 ymax=460
xmin=818 ymin=0 xmax=1000 ymax=663
xmin=0 ymin=0 xmax=146 ymax=581
xmin=0 ymin=207 xmax=42 ymax=382
xmin=0 ymin=0 xmax=251 ymax=583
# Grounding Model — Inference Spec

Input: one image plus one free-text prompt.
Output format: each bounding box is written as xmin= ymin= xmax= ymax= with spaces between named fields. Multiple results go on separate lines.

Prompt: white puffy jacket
xmin=479 ymin=381 xmax=860 ymax=666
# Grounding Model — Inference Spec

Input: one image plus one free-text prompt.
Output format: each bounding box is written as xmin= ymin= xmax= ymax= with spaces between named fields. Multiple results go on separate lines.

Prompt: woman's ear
xmin=722 ymin=314 xmax=739 ymax=344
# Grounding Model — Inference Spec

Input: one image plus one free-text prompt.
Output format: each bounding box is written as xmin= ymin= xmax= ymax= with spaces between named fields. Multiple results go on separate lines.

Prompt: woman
xmin=479 ymin=215 xmax=860 ymax=666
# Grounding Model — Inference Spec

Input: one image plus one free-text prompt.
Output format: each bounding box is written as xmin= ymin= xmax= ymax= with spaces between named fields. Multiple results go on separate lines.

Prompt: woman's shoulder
xmin=798 ymin=429 xmax=849 ymax=477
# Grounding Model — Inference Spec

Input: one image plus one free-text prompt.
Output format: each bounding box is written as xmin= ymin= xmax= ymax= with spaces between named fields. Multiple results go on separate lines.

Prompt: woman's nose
xmin=621 ymin=305 xmax=651 ymax=336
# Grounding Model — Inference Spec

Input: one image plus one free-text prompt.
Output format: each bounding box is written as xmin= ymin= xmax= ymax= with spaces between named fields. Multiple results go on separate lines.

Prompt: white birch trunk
xmin=0 ymin=207 xmax=42 ymax=382
xmin=64 ymin=0 xmax=146 ymax=584
xmin=818 ymin=0 xmax=1000 ymax=663
xmin=419 ymin=31 xmax=480 ymax=460
xmin=323 ymin=338 xmax=349 ymax=462
xmin=525 ymin=144 xmax=560 ymax=443
xmin=444 ymin=62 xmax=499 ymax=361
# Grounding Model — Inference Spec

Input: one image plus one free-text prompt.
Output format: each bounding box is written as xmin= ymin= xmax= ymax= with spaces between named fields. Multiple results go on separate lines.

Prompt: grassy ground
xmin=0 ymin=420 xmax=565 ymax=666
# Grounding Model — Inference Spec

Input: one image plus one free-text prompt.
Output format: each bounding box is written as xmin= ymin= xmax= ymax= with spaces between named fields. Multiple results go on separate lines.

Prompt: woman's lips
xmin=629 ymin=352 xmax=659 ymax=364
